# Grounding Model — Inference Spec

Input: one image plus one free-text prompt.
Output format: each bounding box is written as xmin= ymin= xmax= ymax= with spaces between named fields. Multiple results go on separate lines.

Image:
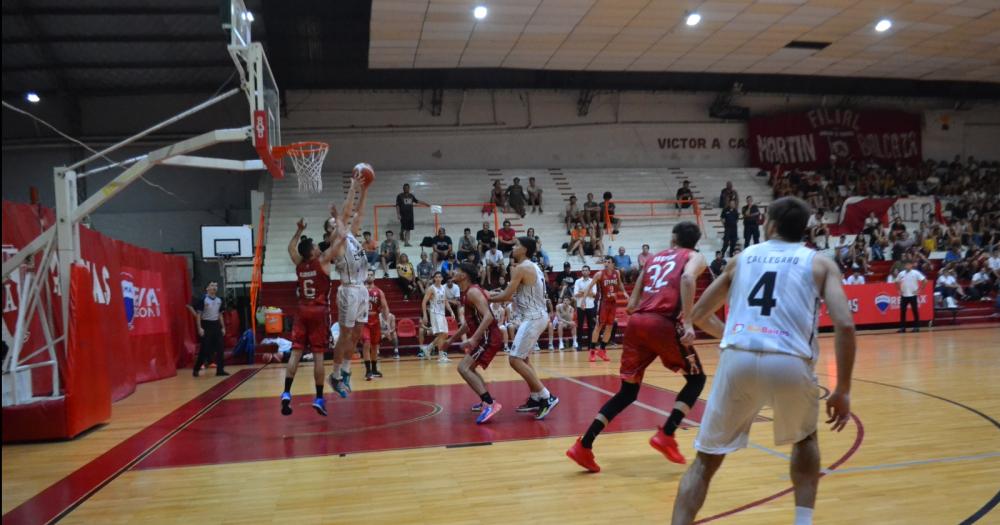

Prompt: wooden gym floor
xmin=3 ymin=327 xmax=998 ymax=524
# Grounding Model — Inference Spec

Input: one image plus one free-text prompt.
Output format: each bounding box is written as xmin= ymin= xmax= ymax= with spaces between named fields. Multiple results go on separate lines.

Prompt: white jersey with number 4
xmin=721 ymin=240 xmax=819 ymax=361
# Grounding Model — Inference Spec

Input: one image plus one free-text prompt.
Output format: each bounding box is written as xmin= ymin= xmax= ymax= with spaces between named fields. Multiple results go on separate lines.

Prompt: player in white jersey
xmin=671 ymin=197 xmax=856 ymax=525
xmin=421 ymin=271 xmax=452 ymax=362
xmin=326 ymin=164 xmax=372 ymax=398
xmin=488 ymin=236 xmax=560 ymax=420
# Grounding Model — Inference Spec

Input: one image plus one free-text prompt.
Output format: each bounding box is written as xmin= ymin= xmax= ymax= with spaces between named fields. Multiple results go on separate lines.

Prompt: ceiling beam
xmin=2 ymin=34 xmax=226 ymax=45
xmin=4 ymin=60 xmax=232 ymax=72
xmin=1 ymin=6 xmax=219 ymax=16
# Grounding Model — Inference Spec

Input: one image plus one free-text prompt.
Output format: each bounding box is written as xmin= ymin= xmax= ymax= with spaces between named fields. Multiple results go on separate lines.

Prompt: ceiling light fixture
xmin=25 ymin=92 xmax=40 ymax=103
xmin=686 ymin=13 xmax=701 ymax=26
xmin=875 ymin=19 xmax=891 ymax=32
xmin=473 ymin=6 xmax=488 ymax=20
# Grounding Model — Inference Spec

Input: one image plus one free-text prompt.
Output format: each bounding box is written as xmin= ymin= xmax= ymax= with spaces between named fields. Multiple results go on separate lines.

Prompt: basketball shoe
xmin=649 ymin=426 xmax=686 ymax=464
xmin=566 ymin=438 xmax=600 ymax=473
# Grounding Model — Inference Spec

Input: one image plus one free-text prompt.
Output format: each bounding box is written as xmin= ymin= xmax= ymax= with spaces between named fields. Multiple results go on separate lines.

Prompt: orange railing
xmin=602 ymin=199 xmax=703 ymax=240
xmin=249 ymin=203 xmax=266 ymax=340
xmin=373 ymin=202 xmax=499 ymax=242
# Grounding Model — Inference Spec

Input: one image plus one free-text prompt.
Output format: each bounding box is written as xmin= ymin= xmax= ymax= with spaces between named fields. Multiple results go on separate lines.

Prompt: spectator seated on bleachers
xmin=380 ymin=230 xmax=400 ymax=278
xmin=456 ymin=228 xmax=476 ymax=263
xmin=564 ymin=195 xmax=581 ymax=234
xmin=497 ymin=220 xmax=516 ymax=255
xmin=476 ymin=222 xmax=495 ymax=258
xmin=675 ymin=180 xmax=693 ymax=209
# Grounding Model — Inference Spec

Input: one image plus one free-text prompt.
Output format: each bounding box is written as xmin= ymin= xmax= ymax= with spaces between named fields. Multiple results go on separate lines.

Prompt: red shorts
xmin=292 ymin=304 xmax=329 ymax=352
xmin=620 ymin=312 xmax=700 ymax=384
xmin=598 ymin=301 xmax=618 ymax=325
xmin=466 ymin=323 xmax=504 ymax=369
xmin=362 ymin=321 xmax=381 ymax=345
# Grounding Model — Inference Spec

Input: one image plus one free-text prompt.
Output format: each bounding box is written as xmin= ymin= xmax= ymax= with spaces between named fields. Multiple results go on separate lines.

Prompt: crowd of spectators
xmin=765 ymin=156 xmax=1000 ymax=304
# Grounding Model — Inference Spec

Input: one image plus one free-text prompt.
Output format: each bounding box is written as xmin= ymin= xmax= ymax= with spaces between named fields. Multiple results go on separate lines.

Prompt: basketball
xmin=353 ymin=162 xmax=375 ymax=187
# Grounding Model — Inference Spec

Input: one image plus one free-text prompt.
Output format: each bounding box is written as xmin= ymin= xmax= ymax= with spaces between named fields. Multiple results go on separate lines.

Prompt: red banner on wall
xmin=2 ymin=200 xmax=195 ymax=403
xmin=818 ymin=281 xmax=933 ymax=328
xmin=749 ymin=109 xmax=922 ymax=170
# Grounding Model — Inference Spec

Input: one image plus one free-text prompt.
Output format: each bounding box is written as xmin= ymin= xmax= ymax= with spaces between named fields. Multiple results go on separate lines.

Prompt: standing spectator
xmin=741 ymin=196 xmax=761 ymax=247
xmin=613 ymin=246 xmax=637 ymax=283
xmin=637 ymin=243 xmax=653 ymax=269
xmin=572 ymin=265 xmax=597 ymax=352
xmin=527 ymin=176 xmax=544 ymax=213
xmin=457 ymin=227 xmax=476 ymax=262
xmin=481 ymin=242 xmax=504 ymax=289
xmin=554 ymin=262 xmax=576 ymax=301
xmin=564 ymin=195 xmax=581 ymax=234
xmin=892 ymin=231 xmax=916 ymax=261
xmin=718 ymin=181 xmax=738 ymax=208
xmin=379 ymin=230 xmax=400 ymax=278
xmin=416 ymin=252 xmax=434 ymax=295
xmin=476 ymin=222 xmax=495 ymax=258
xmin=675 ymin=180 xmax=694 ymax=209
xmin=395 ymin=253 xmax=416 ymax=300
xmin=395 ymin=183 xmax=424 ymax=247
xmin=599 ymin=191 xmax=622 ymax=234
xmin=709 ymin=250 xmax=727 ymax=280
xmin=362 ymin=231 xmax=379 ymax=270
xmin=506 ymin=177 xmax=527 ymax=217
xmin=583 ymin=192 xmax=600 ymax=227
xmin=721 ymin=200 xmax=740 ymax=257
xmin=489 ymin=180 xmax=506 ymax=213
xmin=896 ymin=259 xmax=927 ymax=333
xmin=431 ymin=227 xmax=453 ymax=265
xmin=497 ymin=220 xmax=517 ymax=255
xmin=807 ymin=210 xmax=830 ymax=249
xmin=187 ymin=281 xmax=228 ymax=377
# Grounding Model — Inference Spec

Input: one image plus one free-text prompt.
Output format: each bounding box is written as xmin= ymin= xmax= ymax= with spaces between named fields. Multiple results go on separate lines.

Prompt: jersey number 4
xmin=747 ymin=271 xmax=777 ymax=316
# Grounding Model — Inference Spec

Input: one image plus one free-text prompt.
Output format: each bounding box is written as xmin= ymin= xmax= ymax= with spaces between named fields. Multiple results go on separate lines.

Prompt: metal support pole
xmin=54 ymin=169 xmax=79 ymax=338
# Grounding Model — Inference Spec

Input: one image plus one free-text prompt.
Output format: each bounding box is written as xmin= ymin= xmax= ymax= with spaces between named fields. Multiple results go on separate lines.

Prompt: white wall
xmin=280 ymin=90 xmax=1000 ymax=170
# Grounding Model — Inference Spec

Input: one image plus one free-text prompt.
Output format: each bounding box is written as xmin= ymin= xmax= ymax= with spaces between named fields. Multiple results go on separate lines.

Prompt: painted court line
xmin=543 ymin=369 xmax=792 ymax=461
xmin=821 ymin=451 xmax=1000 ymax=476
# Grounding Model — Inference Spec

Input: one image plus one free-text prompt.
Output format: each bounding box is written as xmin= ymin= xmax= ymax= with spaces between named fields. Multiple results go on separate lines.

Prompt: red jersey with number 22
xmin=296 ymin=259 xmax=330 ymax=306
xmin=636 ymin=248 xmax=691 ymax=318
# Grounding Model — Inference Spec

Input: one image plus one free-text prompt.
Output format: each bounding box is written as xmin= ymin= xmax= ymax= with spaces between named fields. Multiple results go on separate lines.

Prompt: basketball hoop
xmin=276 ymin=141 xmax=328 ymax=194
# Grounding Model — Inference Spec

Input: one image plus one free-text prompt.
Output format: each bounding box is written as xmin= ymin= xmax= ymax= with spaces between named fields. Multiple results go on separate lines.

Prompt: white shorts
xmin=694 ymin=348 xmax=819 ymax=455
xmin=509 ymin=316 xmax=548 ymax=358
xmin=429 ymin=312 xmax=448 ymax=335
xmin=337 ymin=285 xmax=369 ymax=328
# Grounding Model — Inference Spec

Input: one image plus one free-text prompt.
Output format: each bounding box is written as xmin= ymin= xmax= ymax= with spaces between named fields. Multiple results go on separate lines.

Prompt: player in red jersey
xmin=585 ymin=257 xmax=627 ymax=362
xmin=362 ymin=270 xmax=390 ymax=381
xmin=444 ymin=263 xmax=504 ymax=424
xmin=281 ymin=217 xmax=345 ymax=417
xmin=567 ymin=222 xmax=709 ymax=472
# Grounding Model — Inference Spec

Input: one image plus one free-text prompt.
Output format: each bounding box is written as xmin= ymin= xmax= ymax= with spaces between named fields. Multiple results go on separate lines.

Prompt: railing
xmin=602 ymin=199 xmax=704 ymax=240
xmin=373 ymin=202 xmax=499 ymax=242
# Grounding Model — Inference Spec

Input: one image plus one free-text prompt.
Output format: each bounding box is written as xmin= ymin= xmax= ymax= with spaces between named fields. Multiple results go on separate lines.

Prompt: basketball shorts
xmin=509 ymin=316 xmax=548 ymax=358
xmin=467 ymin=323 xmax=504 ymax=369
xmin=429 ymin=312 xmax=448 ymax=335
xmin=292 ymin=304 xmax=329 ymax=352
xmin=620 ymin=313 xmax=700 ymax=383
xmin=362 ymin=320 xmax=381 ymax=345
xmin=337 ymin=285 xmax=369 ymax=328
xmin=598 ymin=301 xmax=617 ymax=324
xmin=695 ymin=348 xmax=819 ymax=454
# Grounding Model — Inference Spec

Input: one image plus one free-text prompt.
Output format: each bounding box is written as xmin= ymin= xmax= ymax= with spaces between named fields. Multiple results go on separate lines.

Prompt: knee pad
xmin=677 ymin=372 xmax=706 ymax=408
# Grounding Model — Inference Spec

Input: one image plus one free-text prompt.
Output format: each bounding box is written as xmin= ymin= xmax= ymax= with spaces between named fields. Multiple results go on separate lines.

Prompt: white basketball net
xmin=285 ymin=142 xmax=328 ymax=194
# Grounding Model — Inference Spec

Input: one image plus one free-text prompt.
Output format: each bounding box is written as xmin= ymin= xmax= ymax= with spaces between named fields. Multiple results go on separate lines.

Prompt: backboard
xmin=201 ymin=226 xmax=254 ymax=259
xmin=225 ymin=0 xmax=283 ymax=179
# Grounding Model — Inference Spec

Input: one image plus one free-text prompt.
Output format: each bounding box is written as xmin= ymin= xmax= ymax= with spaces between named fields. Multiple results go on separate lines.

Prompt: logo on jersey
xmin=732 ymin=323 xmax=746 ymax=334
xmin=732 ymin=323 xmax=789 ymax=337
xmin=874 ymin=294 xmax=891 ymax=314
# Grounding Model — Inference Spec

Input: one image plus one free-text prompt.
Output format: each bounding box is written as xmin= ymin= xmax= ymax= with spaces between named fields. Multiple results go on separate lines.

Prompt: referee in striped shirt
xmin=187 ymin=281 xmax=229 ymax=376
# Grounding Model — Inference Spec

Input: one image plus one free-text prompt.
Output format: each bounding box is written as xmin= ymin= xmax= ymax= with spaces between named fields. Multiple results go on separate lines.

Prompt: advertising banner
xmin=749 ymin=109 xmax=922 ymax=170
xmin=818 ymin=282 xmax=933 ymax=328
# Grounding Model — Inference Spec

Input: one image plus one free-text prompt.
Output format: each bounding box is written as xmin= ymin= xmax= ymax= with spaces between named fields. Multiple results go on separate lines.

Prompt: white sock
xmin=538 ymin=387 xmax=551 ymax=400
xmin=529 ymin=391 xmax=540 ymax=401
xmin=794 ymin=506 xmax=813 ymax=525
xmin=341 ymin=361 xmax=351 ymax=374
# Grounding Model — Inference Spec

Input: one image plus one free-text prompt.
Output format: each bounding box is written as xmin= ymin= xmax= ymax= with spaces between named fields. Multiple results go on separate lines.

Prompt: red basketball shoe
xmin=566 ymin=438 xmax=601 ymax=473
xmin=589 ymin=350 xmax=597 ymax=362
xmin=597 ymin=349 xmax=610 ymax=362
xmin=649 ymin=427 xmax=686 ymax=464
